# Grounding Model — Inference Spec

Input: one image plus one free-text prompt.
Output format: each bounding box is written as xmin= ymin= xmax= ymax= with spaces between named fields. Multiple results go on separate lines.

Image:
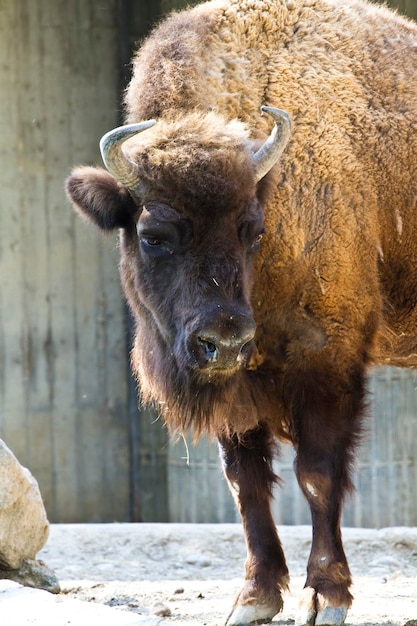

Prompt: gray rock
xmin=0 ymin=440 xmax=49 ymax=570
xmin=0 ymin=558 xmax=60 ymax=593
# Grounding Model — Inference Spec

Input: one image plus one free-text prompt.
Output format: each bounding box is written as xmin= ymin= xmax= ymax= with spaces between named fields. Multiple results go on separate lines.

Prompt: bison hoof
xmin=315 ymin=606 xmax=348 ymax=626
xmin=225 ymin=602 xmax=280 ymax=626
xmin=296 ymin=588 xmax=348 ymax=626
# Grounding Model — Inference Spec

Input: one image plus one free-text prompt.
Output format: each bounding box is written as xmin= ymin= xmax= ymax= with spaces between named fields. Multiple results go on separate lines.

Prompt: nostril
xmin=238 ymin=337 xmax=256 ymax=362
xmin=197 ymin=337 xmax=219 ymax=362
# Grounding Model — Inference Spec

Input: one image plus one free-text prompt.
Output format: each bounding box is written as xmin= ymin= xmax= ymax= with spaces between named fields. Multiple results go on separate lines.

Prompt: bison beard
xmin=132 ymin=328 xmax=290 ymax=438
xmin=65 ymin=0 xmax=417 ymax=624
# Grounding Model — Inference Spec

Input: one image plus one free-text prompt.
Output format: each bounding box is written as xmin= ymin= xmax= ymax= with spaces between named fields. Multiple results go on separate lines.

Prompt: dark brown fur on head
xmin=65 ymin=112 xmax=281 ymax=438
xmin=122 ymin=115 xmax=270 ymax=435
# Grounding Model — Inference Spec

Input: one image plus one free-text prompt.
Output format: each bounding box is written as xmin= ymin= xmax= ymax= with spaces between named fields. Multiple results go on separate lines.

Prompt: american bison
xmin=65 ymin=0 xmax=417 ymax=624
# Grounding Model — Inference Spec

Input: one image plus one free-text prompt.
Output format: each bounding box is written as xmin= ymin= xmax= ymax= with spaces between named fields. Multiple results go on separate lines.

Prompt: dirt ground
xmin=38 ymin=523 xmax=417 ymax=626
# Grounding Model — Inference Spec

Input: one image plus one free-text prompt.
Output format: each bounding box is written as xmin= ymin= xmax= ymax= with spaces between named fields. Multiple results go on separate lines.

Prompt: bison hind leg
xmin=296 ymin=588 xmax=349 ymax=626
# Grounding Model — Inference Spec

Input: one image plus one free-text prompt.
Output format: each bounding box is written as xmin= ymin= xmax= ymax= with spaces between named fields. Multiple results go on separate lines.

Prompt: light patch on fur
xmin=395 ymin=209 xmax=403 ymax=238
xmin=231 ymin=480 xmax=240 ymax=494
xmin=305 ymin=482 xmax=318 ymax=497
xmin=314 ymin=268 xmax=327 ymax=295
xmin=377 ymin=242 xmax=384 ymax=262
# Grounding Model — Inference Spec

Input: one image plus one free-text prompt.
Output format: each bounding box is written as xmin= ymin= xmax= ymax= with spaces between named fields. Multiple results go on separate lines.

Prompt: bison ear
xmin=65 ymin=166 xmax=140 ymax=230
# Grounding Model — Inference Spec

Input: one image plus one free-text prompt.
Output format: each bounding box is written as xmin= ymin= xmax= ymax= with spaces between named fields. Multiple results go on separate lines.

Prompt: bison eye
xmin=142 ymin=236 xmax=161 ymax=247
xmin=248 ymin=229 xmax=265 ymax=253
xmin=239 ymin=219 xmax=265 ymax=251
xmin=139 ymin=235 xmax=174 ymax=255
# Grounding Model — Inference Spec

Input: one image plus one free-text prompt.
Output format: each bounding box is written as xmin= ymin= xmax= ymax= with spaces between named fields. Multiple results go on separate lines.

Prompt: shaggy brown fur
xmin=66 ymin=1 xmax=417 ymax=624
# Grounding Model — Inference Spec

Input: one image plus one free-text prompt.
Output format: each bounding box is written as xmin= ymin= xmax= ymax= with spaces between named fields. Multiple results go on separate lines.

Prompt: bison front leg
xmin=218 ymin=426 xmax=289 ymax=626
xmin=288 ymin=365 xmax=366 ymax=626
xmin=295 ymin=447 xmax=353 ymax=626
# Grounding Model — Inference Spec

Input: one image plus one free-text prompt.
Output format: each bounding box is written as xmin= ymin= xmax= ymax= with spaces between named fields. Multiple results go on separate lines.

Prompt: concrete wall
xmin=384 ymin=0 xmax=417 ymax=19
xmin=0 ymin=0 xmax=131 ymax=522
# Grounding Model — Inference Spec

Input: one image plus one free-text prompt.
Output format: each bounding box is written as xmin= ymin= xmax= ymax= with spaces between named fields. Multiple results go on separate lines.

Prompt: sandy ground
xmin=23 ymin=523 xmax=416 ymax=626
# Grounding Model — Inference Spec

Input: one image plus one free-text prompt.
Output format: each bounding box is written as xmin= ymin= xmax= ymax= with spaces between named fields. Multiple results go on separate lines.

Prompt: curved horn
xmin=252 ymin=106 xmax=291 ymax=182
xmin=99 ymin=120 xmax=156 ymax=189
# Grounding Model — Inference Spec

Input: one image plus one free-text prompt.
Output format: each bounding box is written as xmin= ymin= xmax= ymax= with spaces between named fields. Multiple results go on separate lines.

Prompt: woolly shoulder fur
xmin=124 ymin=0 xmax=417 ymax=366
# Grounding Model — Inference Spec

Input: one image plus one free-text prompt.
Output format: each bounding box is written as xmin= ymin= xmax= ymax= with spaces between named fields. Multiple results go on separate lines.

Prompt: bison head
xmin=66 ymin=107 xmax=290 ymax=433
